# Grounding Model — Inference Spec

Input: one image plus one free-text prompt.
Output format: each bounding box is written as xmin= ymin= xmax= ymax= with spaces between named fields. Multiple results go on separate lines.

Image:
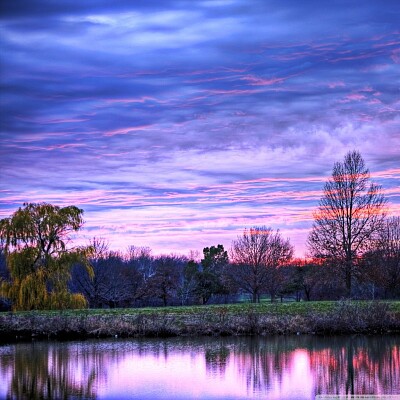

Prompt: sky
xmin=1 ymin=0 xmax=399 ymax=257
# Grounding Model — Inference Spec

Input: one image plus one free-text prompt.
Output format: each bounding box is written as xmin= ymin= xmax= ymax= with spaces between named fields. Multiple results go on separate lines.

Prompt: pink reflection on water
xmin=104 ymin=353 xmax=245 ymax=398
xmin=0 ymin=337 xmax=399 ymax=399
xmin=97 ymin=348 xmax=314 ymax=399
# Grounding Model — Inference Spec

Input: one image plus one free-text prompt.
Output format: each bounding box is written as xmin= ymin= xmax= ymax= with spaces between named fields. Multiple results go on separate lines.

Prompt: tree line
xmin=1 ymin=150 xmax=399 ymax=310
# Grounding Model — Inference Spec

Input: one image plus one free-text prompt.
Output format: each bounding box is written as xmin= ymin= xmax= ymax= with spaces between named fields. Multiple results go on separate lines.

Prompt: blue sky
xmin=1 ymin=0 xmax=399 ymax=256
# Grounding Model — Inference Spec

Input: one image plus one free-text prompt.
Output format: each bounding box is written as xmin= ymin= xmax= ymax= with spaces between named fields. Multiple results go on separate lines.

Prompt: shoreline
xmin=1 ymin=301 xmax=399 ymax=343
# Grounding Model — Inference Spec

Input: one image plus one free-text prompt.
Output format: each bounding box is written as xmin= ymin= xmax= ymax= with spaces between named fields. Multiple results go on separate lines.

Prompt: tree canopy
xmin=195 ymin=245 xmax=229 ymax=304
xmin=0 ymin=203 xmax=92 ymax=310
xmin=307 ymin=150 xmax=386 ymax=296
xmin=230 ymin=227 xmax=293 ymax=302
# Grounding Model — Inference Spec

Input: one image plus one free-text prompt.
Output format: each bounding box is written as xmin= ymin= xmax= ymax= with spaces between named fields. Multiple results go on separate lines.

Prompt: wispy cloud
xmin=1 ymin=0 xmax=399 ymax=256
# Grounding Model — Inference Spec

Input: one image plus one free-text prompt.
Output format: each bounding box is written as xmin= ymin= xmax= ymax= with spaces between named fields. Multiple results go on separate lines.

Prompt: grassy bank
xmin=1 ymin=301 xmax=399 ymax=342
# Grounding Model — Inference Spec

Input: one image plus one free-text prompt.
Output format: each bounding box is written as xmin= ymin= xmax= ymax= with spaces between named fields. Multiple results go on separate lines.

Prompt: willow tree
xmin=0 ymin=202 xmax=92 ymax=310
xmin=307 ymin=151 xmax=386 ymax=297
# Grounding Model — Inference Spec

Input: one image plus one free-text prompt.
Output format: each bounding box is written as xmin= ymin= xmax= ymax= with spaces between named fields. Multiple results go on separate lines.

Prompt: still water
xmin=0 ymin=335 xmax=399 ymax=399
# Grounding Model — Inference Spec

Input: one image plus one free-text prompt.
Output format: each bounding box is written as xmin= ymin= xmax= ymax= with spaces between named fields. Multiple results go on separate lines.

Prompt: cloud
xmin=1 ymin=0 xmax=399 ymax=256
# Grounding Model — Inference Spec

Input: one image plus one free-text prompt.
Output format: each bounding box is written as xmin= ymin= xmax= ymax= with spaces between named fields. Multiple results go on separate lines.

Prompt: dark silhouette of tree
xmin=126 ymin=245 xmax=154 ymax=282
xmin=194 ymin=268 xmax=221 ymax=304
xmin=195 ymin=245 xmax=229 ymax=304
xmin=263 ymin=259 xmax=289 ymax=303
xmin=230 ymin=227 xmax=293 ymax=303
xmin=364 ymin=216 xmax=400 ymax=298
xmin=72 ymin=239 xmax=142 ymax=308
xmin=98 ymin=251 xmax=137 ymax=308
xmin=177 ymin=259 xmax=199 ymax=305
xmin=71 ymin=237 xmax=109 ymax=308
xmin=287 ymin=258 xmax=325 ymax=301
xmin=0 ymin=203 xmax=91 ymax=310
xmin=307 ymin=150 xmax=386 ymax=297
xmin=201 ymin=245 xmax=229 ymax=270
xmin=139 ymin=255 xmax=184 ymax=306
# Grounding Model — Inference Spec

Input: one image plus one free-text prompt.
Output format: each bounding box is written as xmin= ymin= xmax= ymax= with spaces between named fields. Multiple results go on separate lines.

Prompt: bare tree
xmin=71 ymin=238 xmax=109 ymax=307
xmin=72 ymin=239 xmax=140 ymax=308
xmin=307 ymin=150 xmax=386 ymax=297
xmin=126 ymin=245 xmax=154 ymax=282
xmin=177 ymin=259 xmax=199 ymax=306
xmin=289 ymin=258 xmax=326 ymax=301
xmin=230 ymin=227 xmax=293 ymax=303
xmin=138 ymin=255 xmax=185 ymax=306
xmin=365 ymin=216 xmax=400 ymax=298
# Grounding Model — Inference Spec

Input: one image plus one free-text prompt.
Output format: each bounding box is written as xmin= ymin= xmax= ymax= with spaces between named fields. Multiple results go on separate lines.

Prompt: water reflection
xmin=0 ymin=335 xmax=399 ymax=399
xmin=205 ymin=345 xmax=230 ymax=376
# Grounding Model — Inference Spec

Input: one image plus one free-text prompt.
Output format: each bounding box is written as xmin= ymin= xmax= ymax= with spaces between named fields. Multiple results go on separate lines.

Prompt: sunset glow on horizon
xmin=1 ymin=1 xmax=399 ymax=257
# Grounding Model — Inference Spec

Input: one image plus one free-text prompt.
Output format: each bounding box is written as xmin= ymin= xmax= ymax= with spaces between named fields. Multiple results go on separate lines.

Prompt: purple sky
xmin=1 ymin=1 xmax=399 ymax=257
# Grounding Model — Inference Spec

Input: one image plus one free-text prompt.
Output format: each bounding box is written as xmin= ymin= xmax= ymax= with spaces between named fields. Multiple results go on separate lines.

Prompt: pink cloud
xmin=391 ymin=48 xmax=400 ymax=63
xmin=45 ymin=143 xmax=86 ymax=151
xmin=328 ymin=81 xmax=345 ymax=89
xmin=372 ymin=168 xmax=400 ymax=179
xmin=368 ymin=98 xmax=382 ymax=105
xmin=203 ymin=88 xmax=261 ymax=96
xmin=338 ymin=93 xmax=367 ymax=103
xmin=104 ymin=96 xmax=157 ymax=104
xmin=103 ymin=125 xmax=153 ymax=137
xmin=329 ymin=52 xmax=378 ymax=63
xmin=360 ymin=86 xmax=374 ymax=92
xmin=240 ymin=74 xmax=287 ymax=86
xmin=373 ymin=40 xmax=400 ymax=48
xmin=346 ymin=93 xmax=367 ymax=101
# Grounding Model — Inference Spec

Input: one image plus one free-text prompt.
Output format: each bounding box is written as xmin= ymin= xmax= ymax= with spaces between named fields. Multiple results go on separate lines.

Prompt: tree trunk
xmin=252 ymin=291 xmax=257 ymax=303
xmin=345 ymin=268 xmax=352 ymax=298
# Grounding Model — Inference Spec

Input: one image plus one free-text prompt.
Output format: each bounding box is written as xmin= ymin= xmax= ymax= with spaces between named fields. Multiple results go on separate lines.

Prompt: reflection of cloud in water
xmin=0 ymin=335 xmax=399 ymax=399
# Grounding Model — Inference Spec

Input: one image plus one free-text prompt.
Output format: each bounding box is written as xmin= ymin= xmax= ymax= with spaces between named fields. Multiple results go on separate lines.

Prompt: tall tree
xmin=0 ymin=203 xmax=92 ymax=310
xmin=307 ymin=150 xmax=386 ymax=297
xmin=230 ymin=227 xmax=293 ymax=303
xmin=195 ymin=245 xmax=229 ymax=304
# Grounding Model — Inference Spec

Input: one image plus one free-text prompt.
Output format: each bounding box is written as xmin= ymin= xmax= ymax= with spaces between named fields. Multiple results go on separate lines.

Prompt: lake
xmin=0 ymin=335 xmax=399 ymax=399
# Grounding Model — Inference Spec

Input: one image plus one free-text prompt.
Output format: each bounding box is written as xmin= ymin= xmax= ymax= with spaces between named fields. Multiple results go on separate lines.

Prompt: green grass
xmin=1 ymin=300 xmax=399 ymax=340
xmin=6 ymin=300 xmax=400 ymax=317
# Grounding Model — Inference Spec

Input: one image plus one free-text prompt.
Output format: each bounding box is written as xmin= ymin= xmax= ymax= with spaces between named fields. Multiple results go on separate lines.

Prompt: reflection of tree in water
xmin=134 ymin=338 xmax=231 ymax=376
xmin=0 ymin=341 xmax=127 ymax=400
xmin=231 ymin=336 xmax=294 ymax=393
xmin=311 ymin=335 xmax=400 ymax=395
xmin=1 ymin=335 xmax=398 ymax=398
xmin=205 ymin=346 xmax=230 ymax=376
xmin=224 ymin=335 xmax=400 ymax=396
